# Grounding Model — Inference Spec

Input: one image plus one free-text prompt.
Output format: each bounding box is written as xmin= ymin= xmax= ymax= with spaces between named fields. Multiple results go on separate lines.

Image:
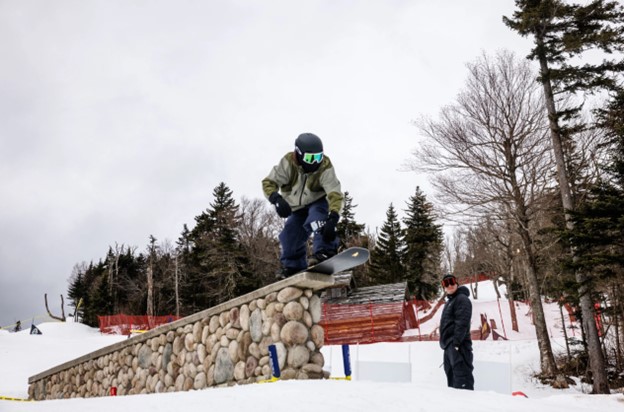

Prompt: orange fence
xmin=97 ymin=314 xmax=181 ymax=335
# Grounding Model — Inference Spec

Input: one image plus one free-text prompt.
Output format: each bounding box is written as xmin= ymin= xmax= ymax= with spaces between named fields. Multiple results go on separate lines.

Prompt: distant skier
xmin=13 ymin=320 xmax=21 ymax=332
xmin=262 ymin=133 xmax=344 ymax=278
xmin=439 ymin=273 xmax=474 ymax=390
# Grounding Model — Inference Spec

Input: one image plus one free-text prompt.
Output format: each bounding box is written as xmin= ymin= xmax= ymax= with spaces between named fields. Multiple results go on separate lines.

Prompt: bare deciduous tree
xmin=408 ymin=50 xmax=566 ymax=385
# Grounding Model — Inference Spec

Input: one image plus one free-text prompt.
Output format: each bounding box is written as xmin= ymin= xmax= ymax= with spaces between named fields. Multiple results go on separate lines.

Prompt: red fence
xmin=97 ymin=314 xmax=181 ymax=335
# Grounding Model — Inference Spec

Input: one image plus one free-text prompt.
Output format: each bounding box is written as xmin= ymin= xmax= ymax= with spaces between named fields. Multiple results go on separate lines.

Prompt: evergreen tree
xmin=182 ymin=182 xmax=247 ymax=313
xmin=336 ymin=191 xmax=366 ymax=249
xmin=569 ymin=89 xmax=624 ymax=297
xmin=504 ymin=0 xmax=624 ymax=392
xmin=370 ymin=204 xmax=406 ymax=285
xmin=402 ymin=187 xmax=443 ymax=299
xmin=67 ymin=267 xmax=87 ymax=322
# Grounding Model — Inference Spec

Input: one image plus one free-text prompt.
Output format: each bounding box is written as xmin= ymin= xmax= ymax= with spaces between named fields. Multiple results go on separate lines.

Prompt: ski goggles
xmin=441 ymin=277 xmax=457 ymax=288
xmin=296 ymin=147 xmax=323 ymax=164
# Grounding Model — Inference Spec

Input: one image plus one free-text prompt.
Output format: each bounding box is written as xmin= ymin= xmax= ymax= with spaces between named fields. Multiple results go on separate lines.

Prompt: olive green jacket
xmin=262 ymin=152 xmax=344 ymax=214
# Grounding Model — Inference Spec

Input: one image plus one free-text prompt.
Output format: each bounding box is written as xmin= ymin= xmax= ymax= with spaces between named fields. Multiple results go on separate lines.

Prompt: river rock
xmin=280 ymin=321 xmax=308 ymax=346
xmin=277 ymin=287 xmax=303 ymax=303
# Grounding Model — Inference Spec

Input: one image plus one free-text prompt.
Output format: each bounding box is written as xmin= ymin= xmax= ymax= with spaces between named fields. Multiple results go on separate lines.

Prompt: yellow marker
xmin=0 ymin=395 xmax=33 ymax=402
xmin=257 ymin=377 xmax=279 ymax=384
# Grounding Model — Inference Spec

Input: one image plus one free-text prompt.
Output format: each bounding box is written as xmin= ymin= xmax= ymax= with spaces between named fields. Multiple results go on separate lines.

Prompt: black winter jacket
xmin=439 ymin=285 xmax=472 ymax=349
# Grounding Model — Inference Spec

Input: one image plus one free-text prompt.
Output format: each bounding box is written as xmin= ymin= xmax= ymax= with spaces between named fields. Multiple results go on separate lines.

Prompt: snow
xmin=1 ymin=281 xmax=622 ymax=411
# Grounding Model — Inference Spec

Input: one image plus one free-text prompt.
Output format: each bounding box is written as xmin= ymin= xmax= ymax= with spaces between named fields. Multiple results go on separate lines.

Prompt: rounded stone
xmin=237 ymin=332 xmax=252 ymax=360
xmin=192 ymin=322 xmax=203 ymax=343
xmin=310 ymin=325 xmax=324 ymax=349
xmin=311 ymin=351 xmax=324 ymax=366
xmin=234 ymin=361 xmax=246 ymax=381
xmin=270 ymin=322 xmax=281 ymax=342
xmin=303 ymin=311 xmax=313 ymax=327
xmin=245 ymin=356 xmax=258 ymax=378
xmin=229 ymin=307 xmax=240 ymax=327
xmin=277 ymin=287 xmax=303 ymax=303
xmin=228 ymin=340 xmax=239 ymax=363
xmin=249 ymin=342 xmax=261 ymax=360
xmin=214 ymin=348 xmax=234 ymax=385
xmin=309 ymin=295 xmax=322 ymax=323
xmin=173 ymin=336 xmax=184 ymax=355
xmin=283 ymin=301 xmax=304 ymax=321
xmin=183 ymin=376 xmax=194 ymax=391
xmin=240 ymin=305 xmax=250 ymax=331
xmin=138 ymin=345 xmax=153 ymax=369
xmin=184 ymin=334 xmax=195 ymax=352
xmin=209 ymin=316 xmax=220 ymax=333
xmin=249 ymin=309 xmax=263 ymax=343
xmin=287 ymin=345 xmax=310 ymax=368
xmin=194 ymin=372 xmax=207 ymax=390
xmin=280 ymin=321 xmax=308 ymax=346
xmin=197 ymin=344 xmax=207 ymax=364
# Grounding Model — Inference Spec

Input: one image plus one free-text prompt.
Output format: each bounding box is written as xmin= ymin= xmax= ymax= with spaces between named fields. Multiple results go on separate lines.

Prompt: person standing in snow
xmin=262 ymin=133 xmax=344 ymax=278
xmin=439 ymin=273 xmax=474 ymax=390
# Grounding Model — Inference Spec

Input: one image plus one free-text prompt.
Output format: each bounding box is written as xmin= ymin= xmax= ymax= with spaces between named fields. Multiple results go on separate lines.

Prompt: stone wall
xmin=28 ymin=273 xmax=334 ymax=400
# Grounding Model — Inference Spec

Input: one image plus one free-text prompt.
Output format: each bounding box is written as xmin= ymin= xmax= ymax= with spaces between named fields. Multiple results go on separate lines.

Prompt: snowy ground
xmin=1 ymin=281 xmax=622 ymax=411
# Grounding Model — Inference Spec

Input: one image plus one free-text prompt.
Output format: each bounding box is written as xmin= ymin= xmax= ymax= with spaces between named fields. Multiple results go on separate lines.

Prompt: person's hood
xmin=448 ymin=285 xmax=470 ymax=299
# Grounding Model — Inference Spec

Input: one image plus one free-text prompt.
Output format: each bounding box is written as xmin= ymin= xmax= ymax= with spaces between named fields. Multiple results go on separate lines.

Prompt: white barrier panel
xmin=356 ymin=361 xmax=412 ymax=383
xmin=473 ymin=360 xmax=511 ymax=394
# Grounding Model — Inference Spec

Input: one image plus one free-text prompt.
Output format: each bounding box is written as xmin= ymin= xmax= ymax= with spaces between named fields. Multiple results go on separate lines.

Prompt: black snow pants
xmin=443 ymin=341 xmax=474 ymax=390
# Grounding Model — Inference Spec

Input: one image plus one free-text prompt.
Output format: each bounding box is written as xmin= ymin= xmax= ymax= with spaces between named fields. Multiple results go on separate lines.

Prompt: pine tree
xmin=336 ymin=191 xmax=366 ymax=249
xmin=504 ymin=0 xmax=624 ymax=392
xmin=370 ymin=204 xmax=406 ymax=285
xmin=402 ymin=187 xmax=443 ymax=299
xmin=67 ymin=267 xmax=87 ymax=322
xmin=182 ymin=182 xmax=246 ymax=312
xmin=562 ymin=90 xmax=624 ymax=384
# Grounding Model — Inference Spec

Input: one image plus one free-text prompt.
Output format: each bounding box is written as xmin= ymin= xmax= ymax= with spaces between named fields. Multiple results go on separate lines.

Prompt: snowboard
xmin=305 ymin=247 xmax=369 ymax=275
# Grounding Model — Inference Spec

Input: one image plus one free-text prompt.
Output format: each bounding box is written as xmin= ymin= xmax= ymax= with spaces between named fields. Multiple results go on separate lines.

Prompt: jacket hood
xmin=457 ymin=285 xmax=470 ymax=297
xmin=448 ymin=285 xmax=470 ymax=299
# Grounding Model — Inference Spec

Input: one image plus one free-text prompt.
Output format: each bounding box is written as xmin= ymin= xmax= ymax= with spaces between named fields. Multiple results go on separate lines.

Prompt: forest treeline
xmin=67 ymin=185 xmax=444 ymax=325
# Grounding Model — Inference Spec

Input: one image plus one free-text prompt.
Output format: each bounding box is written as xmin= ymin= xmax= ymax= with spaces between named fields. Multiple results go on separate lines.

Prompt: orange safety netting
xmin=97 ymin=314 xmax=181 ymax=335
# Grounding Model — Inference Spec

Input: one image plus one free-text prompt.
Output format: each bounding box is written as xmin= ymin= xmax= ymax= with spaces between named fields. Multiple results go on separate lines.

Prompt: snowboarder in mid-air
xmin=262 ymin=133 xmax=344 ymax=278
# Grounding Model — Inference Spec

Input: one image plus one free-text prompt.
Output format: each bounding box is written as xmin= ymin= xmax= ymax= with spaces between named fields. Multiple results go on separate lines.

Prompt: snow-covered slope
xmin=0 ymin=282 xmax=621 ymax=412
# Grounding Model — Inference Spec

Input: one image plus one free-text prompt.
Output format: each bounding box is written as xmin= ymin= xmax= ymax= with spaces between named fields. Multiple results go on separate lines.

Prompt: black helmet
xmin=294 ymin=133 xmax=324 ymax=173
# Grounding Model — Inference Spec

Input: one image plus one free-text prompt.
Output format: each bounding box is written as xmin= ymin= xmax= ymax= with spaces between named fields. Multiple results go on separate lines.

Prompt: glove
xmin=321 ymin=211 xmax=339 ymax=242
xmin=269 ymin=192 xmax=291 ymax=218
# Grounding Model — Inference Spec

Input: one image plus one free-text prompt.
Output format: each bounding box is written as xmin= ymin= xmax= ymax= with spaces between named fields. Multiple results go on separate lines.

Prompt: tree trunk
xmin=519 ymin=229 xmax=561 ymax=380
xmin=175 ymin=255 xmax=180 ymax=317
xmin=147 ymin=263 xmax=154 ymax=317
xmin=44 ymin=294 xmax=66 ymax=322
xmin=509 ymin=298 xmax=519 ymax=333
xmin=536 ymin=35 xmax=609 ymax=394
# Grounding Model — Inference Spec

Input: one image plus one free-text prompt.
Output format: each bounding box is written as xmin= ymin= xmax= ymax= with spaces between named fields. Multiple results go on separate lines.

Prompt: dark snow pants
xmin=443 ymin=342 xmax=474 ymax=390
xmin=279 ymin=198 xmax=338 ymax=271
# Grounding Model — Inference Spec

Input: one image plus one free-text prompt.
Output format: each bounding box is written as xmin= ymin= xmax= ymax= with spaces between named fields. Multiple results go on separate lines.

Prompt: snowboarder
xmin=439 ymin=273 xmax=474 ymax=390
xmin=262 ymin=133 xmax=344 ymax=278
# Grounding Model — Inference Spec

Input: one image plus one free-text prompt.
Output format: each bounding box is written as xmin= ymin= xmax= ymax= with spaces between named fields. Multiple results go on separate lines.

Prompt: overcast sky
xmin=0 ymin=1 xmax=533 ymax=328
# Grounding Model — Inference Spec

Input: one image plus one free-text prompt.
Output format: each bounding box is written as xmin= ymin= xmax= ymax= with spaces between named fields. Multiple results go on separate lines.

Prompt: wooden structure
xmin=320 ymin=275 xmax=410 ymax=345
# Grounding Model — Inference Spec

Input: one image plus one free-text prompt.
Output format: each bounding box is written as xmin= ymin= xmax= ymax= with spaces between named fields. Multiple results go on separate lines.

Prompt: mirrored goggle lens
xmin=302 ymin=152 xmax=323 ymax=164
xmin=442 ymin=278 xmax=457 ymax=287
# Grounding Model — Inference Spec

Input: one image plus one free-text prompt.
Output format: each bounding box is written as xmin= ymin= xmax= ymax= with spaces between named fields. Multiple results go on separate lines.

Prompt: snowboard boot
xmin=276 ymin=266 xmax=299 ymax=280
xmin=308 ymin=249 xmax=337 ymax=267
